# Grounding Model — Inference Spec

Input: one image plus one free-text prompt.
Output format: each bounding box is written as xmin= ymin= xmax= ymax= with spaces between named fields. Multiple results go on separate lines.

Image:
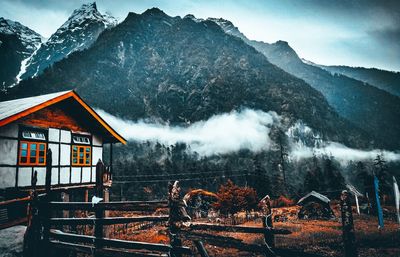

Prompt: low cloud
xmin=98 ymin=108 xmax=400 ymax=162
xmin=97 ymin=108 xmax=279 ymax=156
xmin=290 ymin=141 xmax=400 ymax=164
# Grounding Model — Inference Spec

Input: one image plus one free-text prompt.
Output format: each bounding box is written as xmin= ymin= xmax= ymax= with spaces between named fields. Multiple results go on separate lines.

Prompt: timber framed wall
xmin=0 ymin=118 xmax=102 ymax=190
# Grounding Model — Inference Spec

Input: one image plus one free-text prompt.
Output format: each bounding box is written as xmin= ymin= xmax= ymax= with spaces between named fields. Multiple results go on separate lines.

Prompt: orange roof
xmin=0 ymin=90 xmax=126 ymax=144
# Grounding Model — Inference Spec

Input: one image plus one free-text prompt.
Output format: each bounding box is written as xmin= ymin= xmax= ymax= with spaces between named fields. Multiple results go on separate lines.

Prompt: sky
xmin=1 ymin=0 xmax=399 ymax=71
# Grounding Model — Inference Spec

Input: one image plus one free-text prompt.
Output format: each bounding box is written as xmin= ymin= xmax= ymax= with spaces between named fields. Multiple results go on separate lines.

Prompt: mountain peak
xmin=208 ymin=17 xmax=246 ymax=41
xmin=18 ymin=1 xmax=117 ymax=81
xmin=60 ymin=2 xmax=116 ymax=30
xmin=142 ymin=7 xmax=167 ymax=17
xmin=276 ymin=40 xmax=288 ymax=45
xmin=0 ymin=17 xmax=42 ymax=50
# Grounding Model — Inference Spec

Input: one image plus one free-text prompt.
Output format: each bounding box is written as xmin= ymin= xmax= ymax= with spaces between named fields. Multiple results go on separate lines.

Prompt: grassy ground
xmin=107 ymin=205 xmax=400 ymax=257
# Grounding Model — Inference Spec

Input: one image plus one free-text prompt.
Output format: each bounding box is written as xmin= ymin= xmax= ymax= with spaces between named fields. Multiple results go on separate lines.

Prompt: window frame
xmin=71 ymin=134 xmax=92 ymax=167
xmin=18 ymin=141 xmax=47 ymax=166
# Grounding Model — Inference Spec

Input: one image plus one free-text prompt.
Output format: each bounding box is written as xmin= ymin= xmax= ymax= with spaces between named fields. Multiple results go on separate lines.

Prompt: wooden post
xmin=263 ymin=214 xmax=275 ymax=248
xmin=193 ymin=240 xmax=210 ymax=257
xmin=259 ymin=195 xmax=276 ymax=256
xmin=109 ymin=143 xmax=113 ymax=176
xmin=168 ymin=181 xmax=190 ymax=257
xmin=104 ymin=187 xmax=111 ymax=237
xmin=23 ymin=171 xmax=39 ymax=257
xmin=260 ymin=195 xmax=275 ymax=248
xmin=84 ymin=189 xmax=89 ymax=203
xmin=43 ymin=149 xmax=52 ymax=245
xmin=45 ymin=148 xmax=52 ymax=195
xmin=340 ymin=190 xmax=357 ymax=257
xmin=61 ymin=191 xmax=70 ymax=231
xmin=94 ymin=159 xmax=105 ymax=255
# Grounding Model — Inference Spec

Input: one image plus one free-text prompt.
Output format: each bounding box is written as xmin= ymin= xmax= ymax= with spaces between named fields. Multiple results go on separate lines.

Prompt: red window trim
xmin=19 ymin=141 xmax=46 ymax=166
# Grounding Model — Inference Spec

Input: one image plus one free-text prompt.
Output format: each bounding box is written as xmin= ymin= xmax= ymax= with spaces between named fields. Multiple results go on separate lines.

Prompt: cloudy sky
xmin=1 ymin=0 xmax=399 ymax=71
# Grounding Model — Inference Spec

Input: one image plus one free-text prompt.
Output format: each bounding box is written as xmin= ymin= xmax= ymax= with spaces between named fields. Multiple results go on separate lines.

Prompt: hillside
xmin=210 ymin=18 xmax=400 ymax=150
xmin=0 ymin=17 xmax=42 ymax=87
xmin=320 ymin=65 xmax=400 ymax=97
xmin=4 ymin=9 xmax=371 ymax=149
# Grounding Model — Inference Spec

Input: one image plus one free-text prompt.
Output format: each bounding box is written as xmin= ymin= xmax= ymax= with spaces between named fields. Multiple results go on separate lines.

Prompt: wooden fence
xmin=0 ymin=196 xmax=30 ymax=229
xmin=23 ymin=151 xmax=291 ymax=257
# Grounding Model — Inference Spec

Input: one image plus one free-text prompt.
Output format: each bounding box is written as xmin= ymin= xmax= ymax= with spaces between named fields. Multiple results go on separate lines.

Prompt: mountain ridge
xmin=0 ymin=17 xmax=43 ymax=87
xmin=3 ymin=8 xmax=373 ymax=150
xmin=18 ymin=2 xmax=117 ymax=81
xmin=209 ymin=17 xmax=400 ymax=150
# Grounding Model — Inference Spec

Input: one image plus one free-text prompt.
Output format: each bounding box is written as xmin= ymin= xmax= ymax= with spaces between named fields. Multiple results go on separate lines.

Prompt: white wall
xmin=0 ymin=167 xmax=16 ymax=188
xmin=92 ymin=146 xmax=103 ymax=166
xmin=71 ymin=167 xmax=81 ymax=183
xmin=60 ymin=130 xmax=71 ymax=143
xmin=51 ymin=167 xmax=59 ymax=185
xmin=35 ymin=167 xmax=46 ymax=186
xmin=48 ymin=143 xmax=59 ymax=166
xmin=0 ymin=139 xmax=18 ymax=165
xmin=82 ymin=167 xmax=91 ymax=183
xmin=60 ymin=144 xmax=70 ymax=165
xmin=48 ymin=128 xmax=60 ymax=142
xmin=17 ymin=167 xmax=32 ymax=187
xmin=60 ymin=167 xmax=70 ymax=184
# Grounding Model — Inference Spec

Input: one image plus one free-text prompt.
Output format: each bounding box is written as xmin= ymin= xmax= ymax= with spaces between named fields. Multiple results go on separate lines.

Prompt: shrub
xmin=213 ymin=180 xmax=258 ymax=215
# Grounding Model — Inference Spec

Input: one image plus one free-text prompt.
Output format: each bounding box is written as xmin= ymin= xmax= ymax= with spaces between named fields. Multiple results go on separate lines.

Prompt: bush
xmin=213 ymin=180 xmax=258 ymax=215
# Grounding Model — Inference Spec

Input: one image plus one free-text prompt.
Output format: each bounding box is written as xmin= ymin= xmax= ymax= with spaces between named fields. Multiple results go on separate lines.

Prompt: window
xmin=72 ymin=135 xmax=90 ymax=145
xmin=22 ymin=131 xmax=46 ymax=141
xmin=72 ymin=145 xmax=91 ymax=166
xmin=19 ymin=141 xmax=46 ymax=166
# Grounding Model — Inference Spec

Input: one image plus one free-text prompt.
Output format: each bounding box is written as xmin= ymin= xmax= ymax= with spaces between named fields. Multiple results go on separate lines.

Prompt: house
xmin=297 ymin=191 xmax=335 ymax=219
xmin=0 ymin=90 xmax=126 ymax=200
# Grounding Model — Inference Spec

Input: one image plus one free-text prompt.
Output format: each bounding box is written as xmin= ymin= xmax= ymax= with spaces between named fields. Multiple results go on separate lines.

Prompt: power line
xmin=113 ymin=174 xmax=249 ymax=184
xmin=113 ymin=169 xmax=253 ymax=178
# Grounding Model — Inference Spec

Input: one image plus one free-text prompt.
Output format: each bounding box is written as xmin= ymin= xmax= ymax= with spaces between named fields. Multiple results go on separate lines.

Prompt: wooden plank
xmin=46 ymin=201 xmax=168 ymax=210
xmin=188 ymin=223 xmax=291 ymax=235
xmin=0 ymin=197 xmax=30 ymax=207
xmin=49 ymin=230 xmax=191 ymax=254
xmin=49 ymin=216 xmax=169 ymax=225
xmin=49 ymin=241 xmax=169 ymax=257
xmin=193 ymin=241 xmax=210 ymax=257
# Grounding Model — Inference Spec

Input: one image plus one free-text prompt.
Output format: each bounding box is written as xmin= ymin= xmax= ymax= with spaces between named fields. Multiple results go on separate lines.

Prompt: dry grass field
xmin=104 ymin=205 xmax=400 ymax=257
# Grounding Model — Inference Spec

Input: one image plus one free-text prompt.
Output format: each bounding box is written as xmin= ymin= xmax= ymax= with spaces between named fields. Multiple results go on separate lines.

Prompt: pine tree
xmin=303 ymin=154 xmax=323 ymax=192
xmin=373 ymin=154 xmax=391 ymax=196
xmin=323 ymin=156 xmax=345 ymax=198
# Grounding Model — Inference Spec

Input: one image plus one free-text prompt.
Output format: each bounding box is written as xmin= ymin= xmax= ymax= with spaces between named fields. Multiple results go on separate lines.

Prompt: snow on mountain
xmin=0 ymin=17 xmax=42 ymax=53
xmin=18 ymin=2 xmax=117 ymax=81
xmin=207 ymin=18 xmax=247 ymax=41
xmin=0 ymin=17 xmax=43 ymax=87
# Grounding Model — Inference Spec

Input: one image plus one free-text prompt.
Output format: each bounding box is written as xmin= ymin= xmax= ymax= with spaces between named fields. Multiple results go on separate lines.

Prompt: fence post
xmin=260 ymin=195 xmax=275 ymax=248
xmin=168 ymin=181 xmax=191 ymax=257
xmin=340 ymin=190 xmax=357 ymax=257
xmin=23 ymin=171 xmax=39 ymax=257
xmin=94 ymin=159 xmax=105 ymax=255
xmin=42 ymin=149 xmax=52 ymax=250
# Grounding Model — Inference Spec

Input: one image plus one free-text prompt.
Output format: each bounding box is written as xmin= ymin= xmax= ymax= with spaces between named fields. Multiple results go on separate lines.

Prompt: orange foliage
xmin=271 ymin=195 xmax=295 ymax=208
xmin=213 ymin=180 xmax=258 ymax=215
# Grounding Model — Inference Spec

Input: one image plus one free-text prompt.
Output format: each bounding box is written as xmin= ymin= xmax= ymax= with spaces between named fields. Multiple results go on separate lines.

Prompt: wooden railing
xmin=0 ymin=196 xmax=30 ymax=229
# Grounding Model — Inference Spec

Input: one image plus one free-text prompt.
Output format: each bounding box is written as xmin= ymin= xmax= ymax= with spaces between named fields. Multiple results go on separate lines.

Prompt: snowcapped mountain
xmin=18 ymin=2 xmax=117 ymax=81
xmin=0 ymin=17 xmax=42 ymax=87
xmin=0 ymin=17 xmax=42 ymax=53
